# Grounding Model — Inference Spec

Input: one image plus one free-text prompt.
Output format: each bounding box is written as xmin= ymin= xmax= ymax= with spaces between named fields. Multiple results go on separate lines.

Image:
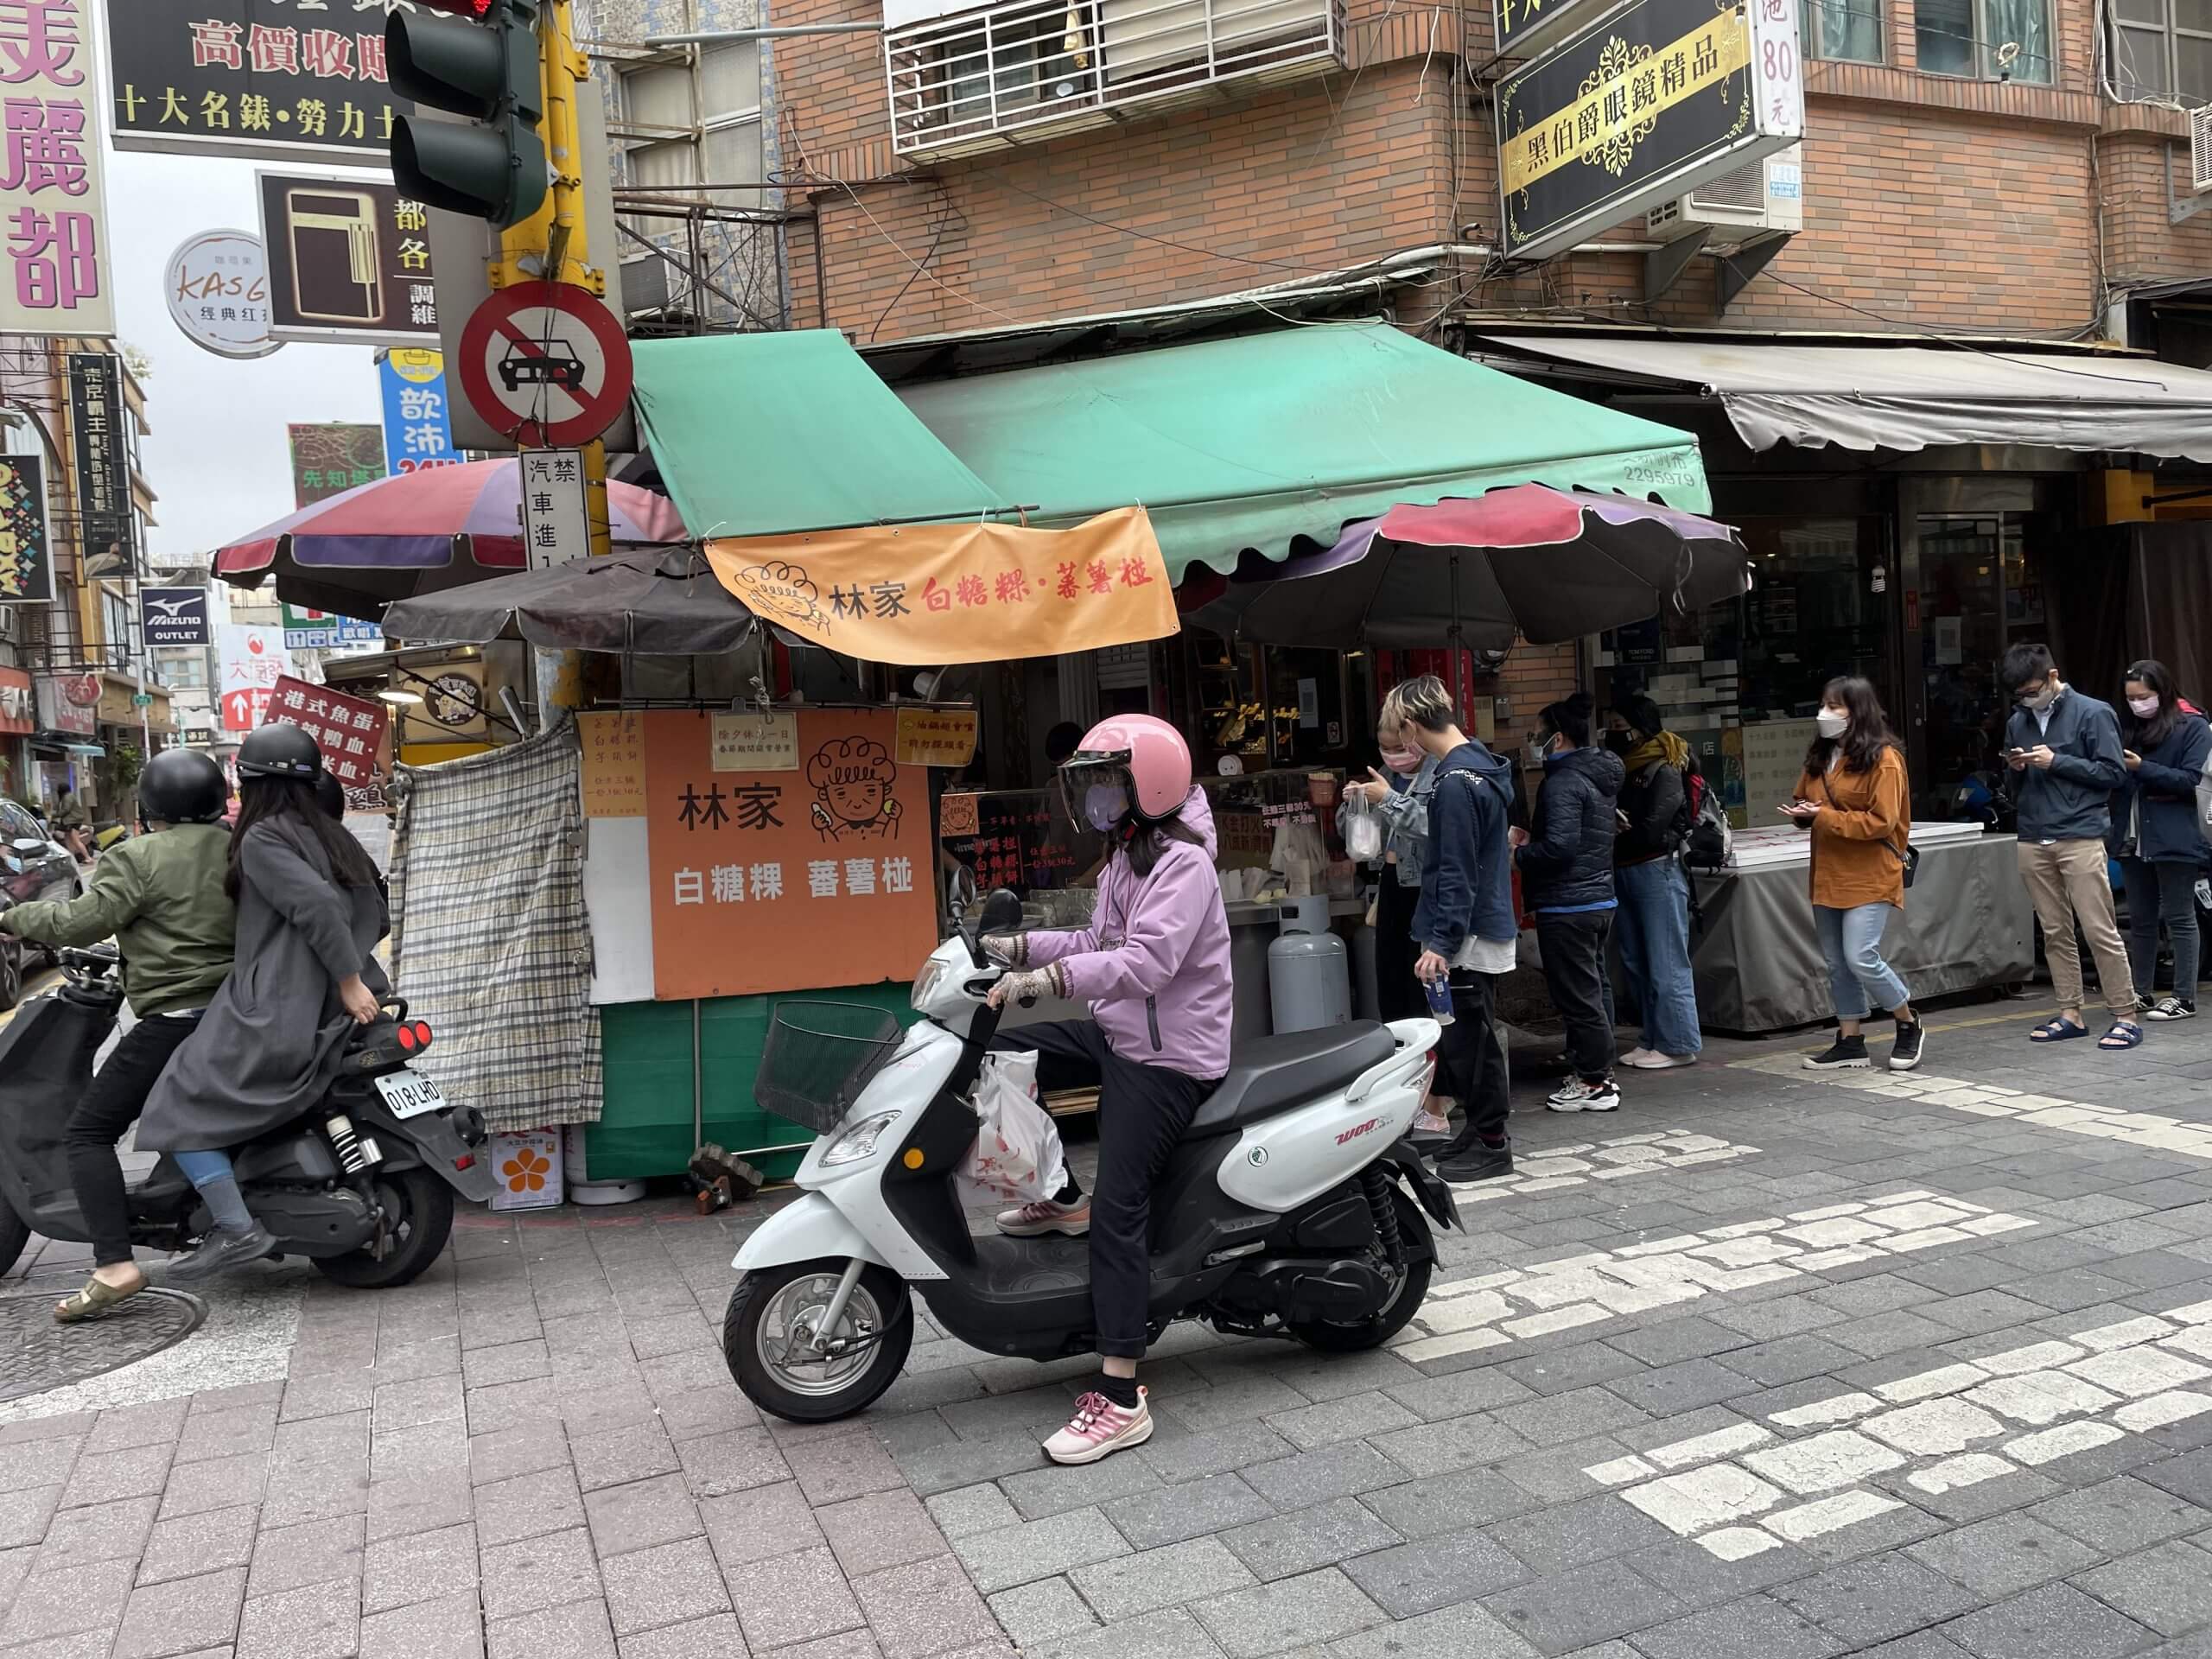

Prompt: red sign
xmin=0 ymin=668 xmax=35 ymax=736
xmin=456 ymin=281 xmax=634 ymax=448
xmin=264 ymin=676 xmax=389 ymax=787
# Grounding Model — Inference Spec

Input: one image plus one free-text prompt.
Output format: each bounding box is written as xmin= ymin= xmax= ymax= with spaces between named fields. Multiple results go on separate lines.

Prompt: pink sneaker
xmin=1044 ymin=1389 xmax=1152 ymax=1465
xmin=996 ymin=1198 xmax=1090 ymax=1237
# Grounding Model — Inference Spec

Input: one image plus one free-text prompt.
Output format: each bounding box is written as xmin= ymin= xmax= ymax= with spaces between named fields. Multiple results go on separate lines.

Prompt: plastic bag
xmin=956 ymin=1049 xmax=1067 ymax=1209
xmin=1343 ymin=798 xmax=1382 ymax=862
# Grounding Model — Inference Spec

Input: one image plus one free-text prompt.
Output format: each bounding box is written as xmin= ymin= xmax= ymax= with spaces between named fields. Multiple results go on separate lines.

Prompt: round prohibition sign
xmin=457 ymin=280 xmax=634 ymax=448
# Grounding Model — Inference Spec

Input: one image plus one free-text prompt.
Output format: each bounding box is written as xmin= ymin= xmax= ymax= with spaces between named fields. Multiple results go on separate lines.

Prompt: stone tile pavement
xmin=16 ymin=992 xmax=2212 ymax=1655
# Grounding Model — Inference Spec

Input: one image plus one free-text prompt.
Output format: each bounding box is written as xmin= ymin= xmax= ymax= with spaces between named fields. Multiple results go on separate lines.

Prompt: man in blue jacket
xmin=2002 ymin=643 xmax=2139 ymax=1048
xmin=1390 ymin=674 xmax=1519 ymax=1182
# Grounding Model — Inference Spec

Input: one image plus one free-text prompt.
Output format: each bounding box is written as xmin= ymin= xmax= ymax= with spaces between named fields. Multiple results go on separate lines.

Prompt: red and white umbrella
xmin=213 ymin=458 xmax=688 ymax=619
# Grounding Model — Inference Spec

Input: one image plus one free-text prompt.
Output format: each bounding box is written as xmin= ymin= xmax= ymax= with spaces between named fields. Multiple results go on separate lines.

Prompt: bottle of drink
xmin=1422 ymin=971 xmax=1455 ymax=1027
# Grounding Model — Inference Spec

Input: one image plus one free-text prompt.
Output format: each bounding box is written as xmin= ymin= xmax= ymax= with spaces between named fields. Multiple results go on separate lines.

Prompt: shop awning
xmin=1478 ymin=334 xmax=2212 ymax=461
xmin=631 ymin=330 xmax=1003 ymax=537
xmin=893 ymin=324 xmax=1711 ymax=580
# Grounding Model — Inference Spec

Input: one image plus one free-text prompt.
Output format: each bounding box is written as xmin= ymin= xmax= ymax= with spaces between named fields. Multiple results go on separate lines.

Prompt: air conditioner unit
xmin=2192 ymin=105 xmax=2212 ymax=192
xmin=1647 ymin=145 xmax=1804 ymax=242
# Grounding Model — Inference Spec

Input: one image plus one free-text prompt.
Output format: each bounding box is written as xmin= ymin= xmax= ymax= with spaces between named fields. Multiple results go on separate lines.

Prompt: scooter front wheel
xmin=724 ymin=1258 xmax=912 ymax=1424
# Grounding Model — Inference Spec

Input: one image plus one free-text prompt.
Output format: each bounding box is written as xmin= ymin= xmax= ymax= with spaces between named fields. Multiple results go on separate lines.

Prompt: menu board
xmin=941 ymin=788 xmax=1101 ymax=894
xmin=1740 ymin=717 xmax=1816 ymax=833
xmin=580 ymin=712 xmax=645 ymax=817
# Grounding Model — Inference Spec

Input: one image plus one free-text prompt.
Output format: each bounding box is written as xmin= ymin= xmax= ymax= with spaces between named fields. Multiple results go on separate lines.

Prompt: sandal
xmin=2099 ymin=1021 xmax=2145 ymax=1051
xmin=2030 ymin=1017 xmax=2089 ymax=1042
xmin=54 ymin=1269 xmax=145 ymax=1325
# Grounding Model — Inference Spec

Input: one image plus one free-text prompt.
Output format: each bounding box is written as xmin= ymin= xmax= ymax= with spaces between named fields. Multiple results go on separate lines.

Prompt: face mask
xmin=1380 ymin=747 xmax=1421 ymax=775
xmin=2018 ymin=683 xmax=2058 ymax=712
xmin=1082 ymin=783 xmax=1131 ymax=833
xmin=2129 ymin=695 xmax=2160 ymax=719
xmin=1815 ymin=709 xmax=1849 ymax=740
xmin=1605 ymin=731 xmax=1634 ymax=756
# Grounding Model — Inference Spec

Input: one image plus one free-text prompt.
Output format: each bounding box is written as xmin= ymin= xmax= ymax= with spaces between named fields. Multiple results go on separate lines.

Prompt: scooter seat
xmin=1185 ymin=1022 xmax=1398 ymax=1137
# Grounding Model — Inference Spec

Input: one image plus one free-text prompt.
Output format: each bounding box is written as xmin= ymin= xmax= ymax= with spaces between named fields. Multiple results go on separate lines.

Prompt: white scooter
xmin=721 ymin=890 xmax=1459 ymax=1422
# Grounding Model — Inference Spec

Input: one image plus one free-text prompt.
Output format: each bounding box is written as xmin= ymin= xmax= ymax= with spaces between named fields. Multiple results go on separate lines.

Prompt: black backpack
xmin=1677 ymin=757 xmax=1732 ymax=870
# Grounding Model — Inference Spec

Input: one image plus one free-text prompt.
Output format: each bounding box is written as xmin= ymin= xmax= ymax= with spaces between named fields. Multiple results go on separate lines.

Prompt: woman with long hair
xmin=980 ymin=714 xmax=1233 ymax=1465
xmin=1784 ymin=677 xmax=1924 ymax=1072
xmin=137 ymin=724 xmax=389 ymax=1281
xmin=2114 ymin=659 xmax=2211 ymax=1021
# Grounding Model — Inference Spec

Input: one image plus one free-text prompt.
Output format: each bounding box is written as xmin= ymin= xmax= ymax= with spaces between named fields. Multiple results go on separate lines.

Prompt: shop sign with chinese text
xmin=280 ymin=601 xmax=378 ymax=650
xmin=519 ymin=449 xmax=588 ymax=569
xmin=0 ymin=454 xmax=54 ymax=603
xmin=218 ymin=622 xmax=290 ymax=730
xmin=894 ymin=706 xmax=978 ymax=768
xmin=258 ymin=172 xmax=435 ymax=345
xmin=163 ymin=227 xmax=277 ymax=358
xmin=704 ymin=506 xmax=1176 ymax=668
xmin=68 ymin=352 xmax=132 ymax=580
xmin=378 ymin=348 xmax=457 ymax=473
xmin=1495 ymin=0 xmax=1803 ymax=264
xmin=0 ymin=667 xmax=33 ymax=735
xmin=105 ymin=0 xmax=427 ymax=163
xmin=645 ymin=709 xmax=938 ymax=1001
xmin=0 ymin=0 xmax=115 ymax=336
xmin=264 ymin=673 xmax=385 ymax=785
xmin=35 ymin=671 xmax=98 ymax=735
xmin=286 ymin=422 xmax=384 ymax=507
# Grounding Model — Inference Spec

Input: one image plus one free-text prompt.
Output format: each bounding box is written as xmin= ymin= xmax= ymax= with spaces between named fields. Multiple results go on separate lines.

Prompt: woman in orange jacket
xmin=1782 ymin=677 xmax=1923 ymax=1073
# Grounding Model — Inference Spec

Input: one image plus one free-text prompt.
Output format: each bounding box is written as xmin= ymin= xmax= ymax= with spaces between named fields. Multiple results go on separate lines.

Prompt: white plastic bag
xmin=1343 ymin=798 xmax=1383 ymax=862
xmin=956 ymin=1049 xmax=1067 ymax=1209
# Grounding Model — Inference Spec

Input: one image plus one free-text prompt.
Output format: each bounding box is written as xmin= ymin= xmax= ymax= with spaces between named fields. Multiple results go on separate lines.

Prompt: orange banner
xmin=704 ymin=506 xmax=1174 ymax=666
xmin=643 ymin=708 xmax=940 ymax=1001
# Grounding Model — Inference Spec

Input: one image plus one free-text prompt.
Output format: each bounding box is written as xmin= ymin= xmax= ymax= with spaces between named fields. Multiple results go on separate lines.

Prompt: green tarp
xmin=894 ymin=323 xmax=1711 ymax=579
xmin=631 ymin=329 xmax=1001 ymax=537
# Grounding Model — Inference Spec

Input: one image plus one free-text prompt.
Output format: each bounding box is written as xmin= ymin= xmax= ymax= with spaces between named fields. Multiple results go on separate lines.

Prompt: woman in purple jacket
xmin=984 ymin=713 xmax=1233 ymax=1465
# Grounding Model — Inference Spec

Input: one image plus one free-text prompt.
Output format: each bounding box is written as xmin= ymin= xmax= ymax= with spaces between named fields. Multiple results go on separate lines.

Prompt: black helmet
xmin=237 ymin=721 xmax=322 ymax=782
xmin=315 ymin=772 xmax=346 ymax=820
xmin=137 ymin=749 xmax=228 ymax=825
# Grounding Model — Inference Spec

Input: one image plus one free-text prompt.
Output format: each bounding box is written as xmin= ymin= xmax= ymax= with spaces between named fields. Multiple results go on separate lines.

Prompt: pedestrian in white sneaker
xmin=1516 ymin=696 xmax=1624 ymax=1113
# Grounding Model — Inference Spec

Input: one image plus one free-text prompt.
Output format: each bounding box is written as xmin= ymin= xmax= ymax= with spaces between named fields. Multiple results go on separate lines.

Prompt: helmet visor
xmin=1058 ymin=753 xmax=1135 ymax=834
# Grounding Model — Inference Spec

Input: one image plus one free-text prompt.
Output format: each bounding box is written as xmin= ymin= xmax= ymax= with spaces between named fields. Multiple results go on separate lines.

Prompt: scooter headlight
xmin=910 ymin=958 xmax=946 ymax=1014
xmin=821 ymin=1109 xmax=902 ymax=1167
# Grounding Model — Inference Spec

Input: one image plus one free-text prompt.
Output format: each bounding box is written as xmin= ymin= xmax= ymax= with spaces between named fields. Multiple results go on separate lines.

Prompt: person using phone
xmin=2001 ymin=642 xmax=2139 ymax=1048
xmin=1787 ymin=679 xmax=1923 ymax=1071
xmin=2113 ymin=660 xmax=2209 ymax=1022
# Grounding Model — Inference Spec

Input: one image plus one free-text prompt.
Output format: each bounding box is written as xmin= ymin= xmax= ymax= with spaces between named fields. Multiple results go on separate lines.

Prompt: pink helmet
xmin=1068 ymin=714 xmax=1192 ymax=822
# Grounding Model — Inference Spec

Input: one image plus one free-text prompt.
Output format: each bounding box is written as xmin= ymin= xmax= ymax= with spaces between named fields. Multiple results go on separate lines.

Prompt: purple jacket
xmin=1027 ymin=789 xmax=1232 ymax=1080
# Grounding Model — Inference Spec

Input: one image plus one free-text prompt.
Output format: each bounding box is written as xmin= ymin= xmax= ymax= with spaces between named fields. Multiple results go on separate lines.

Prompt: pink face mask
xmin=2129 ymin=695 xmax=2161 ymax=719
xmin=1381 ymin=747 xmax=1421 ymax=775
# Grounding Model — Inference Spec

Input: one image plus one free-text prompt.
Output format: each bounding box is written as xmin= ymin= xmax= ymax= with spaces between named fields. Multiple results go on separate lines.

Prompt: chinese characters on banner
xmin=702 ymin=506 xmax=1176 ymax=667
xmin=264 ymin=673 xmax=385 ymax=786
xmin=0 ymin=454 xmax=54 ymax=603
xmin=519 ymin=449 xmax=587 ymax=570
xmin=644 ymin=709 xmax=938 ymax=1001
xmin=378 ymin=347 xmax=456 ymax=473
xmin=286 ymin=421 xmax=384 ymax=507
xmin=0 ymin=0 xmax=114 ymax=337
xmin=710 ymin=711 xmax=796 ymax=773
xmin=893 ymin=706 xmax=978 ymax=769
xmin=106 ymin=0 xmax=408 ymax=163
xmin=578 ymin=711 xmax=644 ymax=817
xmin=68 ymin=352 xmax=131 ymax=579
xmin=257 ymin=173 xmax=435 ymax=343
xmin=217 ymin=622 xmax=289 ymax=731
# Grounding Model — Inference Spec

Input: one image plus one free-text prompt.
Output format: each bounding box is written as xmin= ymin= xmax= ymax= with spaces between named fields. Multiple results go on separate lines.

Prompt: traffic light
xmin=386 ymin=0 xmax=548 ymax=230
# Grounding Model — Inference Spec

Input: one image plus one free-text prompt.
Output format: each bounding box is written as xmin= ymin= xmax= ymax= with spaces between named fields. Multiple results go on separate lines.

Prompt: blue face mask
xmin=1083 ymin=784 xmax=1131 ymax=833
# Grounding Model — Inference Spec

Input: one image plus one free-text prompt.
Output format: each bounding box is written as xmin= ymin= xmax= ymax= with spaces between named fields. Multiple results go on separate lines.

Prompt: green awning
xmin=632 ymin=330 xmax=1002 ymax=537
xmin=894 ymin=324 xmax=1710 ymax=579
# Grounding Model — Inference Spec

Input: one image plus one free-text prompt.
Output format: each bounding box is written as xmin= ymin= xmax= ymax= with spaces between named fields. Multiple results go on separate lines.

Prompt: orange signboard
xmin=703 ymin=506 xmax=1174 ymax=667
xmin=579 ymin=711 xmax=645 ymax=817
xmin=644 ymin=708 xmax=939 ymax=1000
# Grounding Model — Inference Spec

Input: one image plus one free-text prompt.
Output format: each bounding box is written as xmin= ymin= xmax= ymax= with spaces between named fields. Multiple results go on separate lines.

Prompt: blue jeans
xmin=1815 ymin=901 xmax=1910 ymax=1020
xmin=1614 ymin=857 xmax=1701 ymax=1057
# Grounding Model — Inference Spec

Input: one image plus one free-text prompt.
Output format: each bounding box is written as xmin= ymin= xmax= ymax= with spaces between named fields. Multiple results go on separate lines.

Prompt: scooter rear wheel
xmin=1287 ymin=1187 xmax=1434 ymax=1353
xmin=724 ymin=1258 xmax=912 ymax=1423
xmin=312 ymin=1167 xmax=454 ymax=1289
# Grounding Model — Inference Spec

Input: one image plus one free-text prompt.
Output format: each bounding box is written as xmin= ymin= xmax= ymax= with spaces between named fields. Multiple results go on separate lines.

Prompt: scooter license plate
xmin=373 ymin=1070 xmax=448 ymax=1120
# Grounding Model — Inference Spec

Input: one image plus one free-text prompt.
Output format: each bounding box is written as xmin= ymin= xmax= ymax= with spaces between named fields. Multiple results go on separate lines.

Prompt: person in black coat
xmin=2113 ymin=660 xmax=2212 ymax=1020
xmin=1516 ymin=694 xmax=1626 ymax=1111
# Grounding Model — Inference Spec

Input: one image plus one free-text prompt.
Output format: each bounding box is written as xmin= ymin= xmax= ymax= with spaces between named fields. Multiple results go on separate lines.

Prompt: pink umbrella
xmin=213 ymin=458 xmax=689 ymax=620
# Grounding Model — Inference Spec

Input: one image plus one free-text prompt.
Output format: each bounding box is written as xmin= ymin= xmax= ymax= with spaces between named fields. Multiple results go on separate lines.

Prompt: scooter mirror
xmin=979 ymin=888 xmax=1023 ymax=935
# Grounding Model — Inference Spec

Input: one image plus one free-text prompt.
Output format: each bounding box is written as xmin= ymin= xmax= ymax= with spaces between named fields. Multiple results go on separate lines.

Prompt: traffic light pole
xmin=487 ymin=0 xmax=612 ymax=729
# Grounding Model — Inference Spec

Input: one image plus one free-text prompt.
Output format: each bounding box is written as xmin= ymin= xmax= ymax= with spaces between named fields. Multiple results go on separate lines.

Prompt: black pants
xmin=1373 ymin=874 xmax=1423 ymax=1023
xmin=1538 ymin=910 xmax=1616 ymax=1082
xmin=1435 ymin=969 xmax=1510 ymax=1149
xmin=67 ymin=1013 xmax=202 ymax=1268
xmin=989 ymin=1020 xmax=1213 ymax=1359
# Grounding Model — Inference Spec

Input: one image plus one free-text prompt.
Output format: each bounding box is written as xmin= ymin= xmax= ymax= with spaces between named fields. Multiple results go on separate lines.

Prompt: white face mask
xmin=2129 ymin=695 xmax=2161 ymax=719
xmin=1815 ymin=709 xmax=1849 ymax=740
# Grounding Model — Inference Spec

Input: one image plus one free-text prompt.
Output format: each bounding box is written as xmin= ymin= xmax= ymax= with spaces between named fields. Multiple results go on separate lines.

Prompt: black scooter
xmin=0 ymin=947 xmax=496 ymax=1288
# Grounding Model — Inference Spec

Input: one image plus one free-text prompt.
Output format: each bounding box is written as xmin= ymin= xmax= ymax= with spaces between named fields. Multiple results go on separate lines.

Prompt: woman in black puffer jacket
xmin=1516 ymin=694 xmax=1627 ymax=1112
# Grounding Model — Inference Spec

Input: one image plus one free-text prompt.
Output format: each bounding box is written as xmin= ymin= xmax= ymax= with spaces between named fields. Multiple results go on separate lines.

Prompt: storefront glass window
xmin=1916 ymin=511 xmax=2048 ymax=823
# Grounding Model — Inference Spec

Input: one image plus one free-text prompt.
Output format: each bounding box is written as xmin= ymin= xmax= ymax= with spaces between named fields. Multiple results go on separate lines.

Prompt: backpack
xmin=1679 ymin=758 xmax=1733 ymax=870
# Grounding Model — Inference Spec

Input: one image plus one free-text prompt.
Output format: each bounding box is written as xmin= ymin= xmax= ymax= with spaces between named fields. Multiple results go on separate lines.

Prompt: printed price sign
xmin=710 ymin=711 xmax=798 ymax=772
xmin=895 ymin=706 xmax=979 ymax=768
xmin=579 ymin=710 xmax=645 ymax=817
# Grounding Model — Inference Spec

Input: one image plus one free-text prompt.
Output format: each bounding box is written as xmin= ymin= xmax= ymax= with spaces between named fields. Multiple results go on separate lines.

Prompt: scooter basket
xmin=754 ymin=1002 xmax=906 ymax=1135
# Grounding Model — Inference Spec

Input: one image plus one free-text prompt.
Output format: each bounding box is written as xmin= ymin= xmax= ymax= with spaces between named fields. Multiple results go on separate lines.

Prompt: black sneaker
xmin=1437 ymin=1140 xmax=1515 ymax=1182
xmin=2146 ymin=996 xmax=2197 ymax=1021
xmin=1889 ymin=1021 xmax=1925 ymax=1071
xmin=164 ymin=1224 xmax=276 ymax=1285
xmin=1804 ymin=1034 xmax=1871 ymax=1070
